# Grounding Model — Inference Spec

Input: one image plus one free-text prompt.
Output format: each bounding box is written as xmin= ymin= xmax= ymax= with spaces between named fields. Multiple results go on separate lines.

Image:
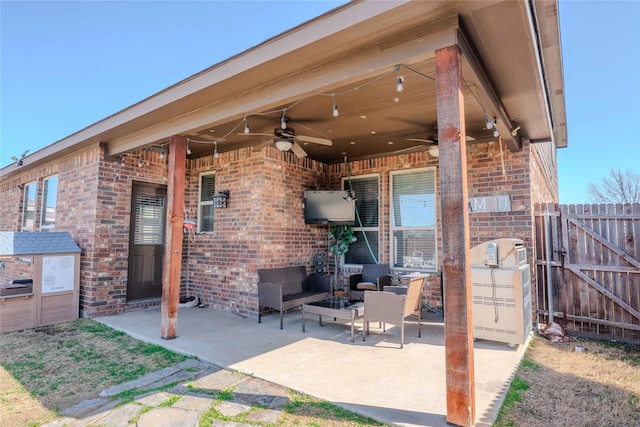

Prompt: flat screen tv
xmin=304 ymin=190 xmax=355 ymax=225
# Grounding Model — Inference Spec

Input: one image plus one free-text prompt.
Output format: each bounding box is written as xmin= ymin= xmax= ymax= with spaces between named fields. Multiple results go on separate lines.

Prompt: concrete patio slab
xmin=97 ymin=306 xmax=527 ymax=427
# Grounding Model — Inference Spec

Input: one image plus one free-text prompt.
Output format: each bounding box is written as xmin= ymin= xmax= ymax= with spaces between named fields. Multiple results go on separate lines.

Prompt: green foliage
xmin=329 ymin=225 xmax=357 ymax=257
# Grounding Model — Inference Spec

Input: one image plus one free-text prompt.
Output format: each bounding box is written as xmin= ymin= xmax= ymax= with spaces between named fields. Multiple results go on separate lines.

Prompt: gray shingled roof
xmin=0 ymin=232 xmax=81 ymax=256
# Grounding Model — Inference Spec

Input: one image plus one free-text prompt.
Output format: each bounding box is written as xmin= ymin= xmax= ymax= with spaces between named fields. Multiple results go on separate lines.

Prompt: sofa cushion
xmin=257 ymin=266 xmax=307 ymax=295
xmin=362 ymin=264 xmax=390 ymax=283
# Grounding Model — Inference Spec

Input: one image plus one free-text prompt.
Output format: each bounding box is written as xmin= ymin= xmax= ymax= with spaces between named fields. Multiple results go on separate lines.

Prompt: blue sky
xmin=1 ymin=1 xmax=639 ymax=204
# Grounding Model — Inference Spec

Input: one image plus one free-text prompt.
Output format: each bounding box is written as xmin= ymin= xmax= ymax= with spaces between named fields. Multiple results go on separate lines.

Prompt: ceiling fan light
xmin=274 ymin=137 xmax=293 ymax=151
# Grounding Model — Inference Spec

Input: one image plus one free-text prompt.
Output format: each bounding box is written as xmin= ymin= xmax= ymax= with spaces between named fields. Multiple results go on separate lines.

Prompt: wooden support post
xmin=435 ymin=44 xmax=476 ymax=427
xmin=161 ymin=135 xmax=186 ymax=339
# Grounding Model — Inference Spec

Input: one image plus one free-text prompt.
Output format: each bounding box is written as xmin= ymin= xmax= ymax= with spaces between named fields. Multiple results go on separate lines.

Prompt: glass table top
xmin=305 ymin=296 xmax=363 ymax=310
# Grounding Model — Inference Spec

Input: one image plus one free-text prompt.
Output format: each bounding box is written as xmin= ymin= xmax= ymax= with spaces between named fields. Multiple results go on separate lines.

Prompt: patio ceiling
xmin=1 ymin=0 xmax=566 ymax=175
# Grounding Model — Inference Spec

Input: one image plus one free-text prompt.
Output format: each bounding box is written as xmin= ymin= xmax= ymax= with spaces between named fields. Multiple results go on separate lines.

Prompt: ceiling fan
xmin=239 ymin=119 xmax=332 ymax=158
xmin=406 ymin=126 xmax=478 ymax=158
xmin=11 ymin=150 xmax=29 ymax=167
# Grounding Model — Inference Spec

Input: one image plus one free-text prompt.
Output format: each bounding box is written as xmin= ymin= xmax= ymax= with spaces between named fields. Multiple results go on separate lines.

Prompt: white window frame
xmin=22 ymin=181 xmax=38 ymax=231
xmin=389 ymin=167 xmax=437 ymax=271
xmin=40 ymin=175 xmax=58 ymax=230
xmin=198 ymin=172 xmax=216 ymax=233
xmin=342 ymin=173 xmax=380 ymax=266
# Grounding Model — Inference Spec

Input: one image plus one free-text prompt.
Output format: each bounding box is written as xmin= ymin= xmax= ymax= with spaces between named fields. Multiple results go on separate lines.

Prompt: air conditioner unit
xmin=470 ymin=238 xmax=532 ymax=347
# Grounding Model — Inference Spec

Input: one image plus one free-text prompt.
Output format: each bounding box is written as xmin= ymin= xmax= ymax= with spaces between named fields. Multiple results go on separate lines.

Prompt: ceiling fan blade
xmin=295 ymin=134 xmax=332 ymax=146
xmin=392 ymin=144 xmax=430 ymax=154
xmin=407 ymin=138 xmax=434 ymax=143
xmin=251 ymin=139 xmax=272 ymax=152
xmin=238 ymin=132 xmax=273 ymax=137
xmin=290 ymin=142 xmax=308 ymax=158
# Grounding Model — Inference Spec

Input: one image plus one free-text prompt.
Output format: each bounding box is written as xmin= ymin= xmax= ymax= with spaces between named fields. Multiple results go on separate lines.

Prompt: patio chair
xmin=362 ymin=275 xmax=425 ymax=348
xmin=348 ymin=263 xmax=390 ymax=300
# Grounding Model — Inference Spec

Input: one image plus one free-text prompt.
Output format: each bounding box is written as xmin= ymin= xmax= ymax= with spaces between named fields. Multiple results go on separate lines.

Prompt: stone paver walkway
xmin=42 ymin=359 xmax=290 ymax=427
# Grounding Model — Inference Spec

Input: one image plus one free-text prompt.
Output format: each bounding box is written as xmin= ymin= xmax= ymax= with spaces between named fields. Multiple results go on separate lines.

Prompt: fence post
xmin=544 ymin=209 xmax=554 ymax=323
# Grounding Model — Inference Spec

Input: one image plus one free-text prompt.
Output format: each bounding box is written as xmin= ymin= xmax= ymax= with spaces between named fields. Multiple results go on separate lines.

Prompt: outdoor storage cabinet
xmin=0 ymin=232 xmax=81 ymax=333
xmin=470 ymin=238 xmax=532 ymax=346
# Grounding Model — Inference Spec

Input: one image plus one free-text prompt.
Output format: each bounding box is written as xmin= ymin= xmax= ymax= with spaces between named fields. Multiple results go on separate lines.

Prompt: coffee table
xmin=302 ymin=297 xmax=364 ymax=342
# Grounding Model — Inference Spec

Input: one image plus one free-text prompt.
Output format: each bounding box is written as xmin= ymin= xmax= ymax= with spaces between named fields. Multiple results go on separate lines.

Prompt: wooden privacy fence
xmin=535 ymin=203 xmax=640 ymax=344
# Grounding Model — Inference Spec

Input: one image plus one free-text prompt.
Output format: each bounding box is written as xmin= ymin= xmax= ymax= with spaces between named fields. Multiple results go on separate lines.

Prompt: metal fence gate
xmin=535 ymin=203 xmax=640 ymax=344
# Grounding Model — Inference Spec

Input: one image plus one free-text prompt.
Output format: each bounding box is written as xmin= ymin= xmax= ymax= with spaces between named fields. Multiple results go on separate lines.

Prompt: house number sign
xmin=468 ymin=195 xmax=511 ymax=213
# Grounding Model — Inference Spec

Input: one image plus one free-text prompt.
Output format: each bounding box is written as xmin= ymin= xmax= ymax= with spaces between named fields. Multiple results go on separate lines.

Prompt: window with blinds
xmin=342 ymin=174 xmax=379 ymax=265
xmin=390 ymin=168 xmax=437 ymax=270
xmin=22 ymin=182 xmax=37 ymax=231
xmin=134 ymin=194 xmax=165 ymax=245
xmin=199 ymin=172 xmax=215 ymax=233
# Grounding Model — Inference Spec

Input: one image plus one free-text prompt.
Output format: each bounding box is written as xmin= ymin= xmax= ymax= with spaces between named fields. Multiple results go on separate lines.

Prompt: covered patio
xmin=0 ymin=2 xmax=565 ymax=426
xmin=98 ymin=306 xmax=528 ymax=427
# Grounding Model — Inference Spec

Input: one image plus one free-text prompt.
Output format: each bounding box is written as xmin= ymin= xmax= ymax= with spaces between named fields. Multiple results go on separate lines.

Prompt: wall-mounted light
xmin=212 ymin=190 xmax=230 ymax=209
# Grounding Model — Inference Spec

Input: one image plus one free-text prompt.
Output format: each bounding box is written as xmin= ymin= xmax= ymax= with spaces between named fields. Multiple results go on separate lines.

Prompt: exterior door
xmin=127 ymin=182 xmax=167 ymax=301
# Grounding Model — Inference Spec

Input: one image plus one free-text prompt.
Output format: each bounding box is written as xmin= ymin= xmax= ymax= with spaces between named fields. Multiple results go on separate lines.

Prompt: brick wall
xmin=323 ymin=140 xmax=544 ymax=310
xmin=0 ymin=144 xmax=169 ymax=317
xmin=1 ymin=136 xmax=559 ymax=319
xmin=184 ymin=147 xmax=329 ymax=316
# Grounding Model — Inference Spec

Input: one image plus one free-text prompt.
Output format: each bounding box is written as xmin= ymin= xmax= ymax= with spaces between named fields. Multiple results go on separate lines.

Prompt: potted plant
xmin=329 ymin=225 xmax=357 ymax=291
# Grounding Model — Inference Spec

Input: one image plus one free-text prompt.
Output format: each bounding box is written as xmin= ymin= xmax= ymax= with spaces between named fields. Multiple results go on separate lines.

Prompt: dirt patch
xmin=496 ymin=336 xmax=640 ymax=426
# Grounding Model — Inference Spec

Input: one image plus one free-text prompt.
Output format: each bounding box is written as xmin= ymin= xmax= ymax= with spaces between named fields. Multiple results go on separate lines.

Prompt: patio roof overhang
xmin=1 ymin=0 xmax=566 ymax=175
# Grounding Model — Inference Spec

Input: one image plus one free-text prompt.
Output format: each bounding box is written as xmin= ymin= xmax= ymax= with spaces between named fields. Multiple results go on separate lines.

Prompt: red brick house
xmin=1 ymin=2 xmax=566 ymax=421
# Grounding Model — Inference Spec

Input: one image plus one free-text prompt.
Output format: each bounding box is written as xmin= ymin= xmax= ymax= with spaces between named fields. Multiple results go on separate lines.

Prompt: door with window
xmin=127 ymin=182 xmax=167 ymax=301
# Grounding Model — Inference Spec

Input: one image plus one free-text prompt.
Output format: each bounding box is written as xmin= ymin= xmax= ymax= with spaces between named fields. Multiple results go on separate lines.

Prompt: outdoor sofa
xmin=257 ymin=266 xmax=331 ymax=329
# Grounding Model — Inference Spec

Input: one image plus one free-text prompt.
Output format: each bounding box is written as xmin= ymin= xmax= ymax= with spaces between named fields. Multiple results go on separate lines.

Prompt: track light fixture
xmin=332 ymin=93 xmax=339 ymax=117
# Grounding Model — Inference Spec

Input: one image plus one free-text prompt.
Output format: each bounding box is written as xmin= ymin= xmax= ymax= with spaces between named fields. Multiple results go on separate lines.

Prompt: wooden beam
xmin=435 ymin=44 xmax=476 ymax=427
xmin=161 ymin=135 xmax=186 ymax=339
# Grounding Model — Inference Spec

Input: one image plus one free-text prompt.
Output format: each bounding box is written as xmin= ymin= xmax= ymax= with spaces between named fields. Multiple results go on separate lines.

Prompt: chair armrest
xmin=258 ymin=281 xmax=283 ymax=310
xmin=349 ymin=274 xmax=364 ymax=290
xmin=377 ymin=275 xmax=391 ymax=290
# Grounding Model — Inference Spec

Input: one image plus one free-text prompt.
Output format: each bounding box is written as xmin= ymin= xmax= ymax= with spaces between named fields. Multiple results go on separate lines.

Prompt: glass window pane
xmin=134 ymin=194 xmax=165 ymax=245
xmin=198 ymin=173 xmax=215 ymax=232
xmin=200 ymin=204 xmax=214 ymax=232
xmin=392 ymin=170 xmax=435 ymax=227
xmin=345 ymin=230 xmax=378 ymax=265
xmin=344 ymin=177 xmax=378 ymax=228
xmin=22 ymin=183 xmax=37 ymax=231
xmin=393 ymin=230 xmax=436 ymax=269
xmin=41 ymin=176 xmax=58 ymax=228
xmin=200 ymin=174 xmax=216 ymax=202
